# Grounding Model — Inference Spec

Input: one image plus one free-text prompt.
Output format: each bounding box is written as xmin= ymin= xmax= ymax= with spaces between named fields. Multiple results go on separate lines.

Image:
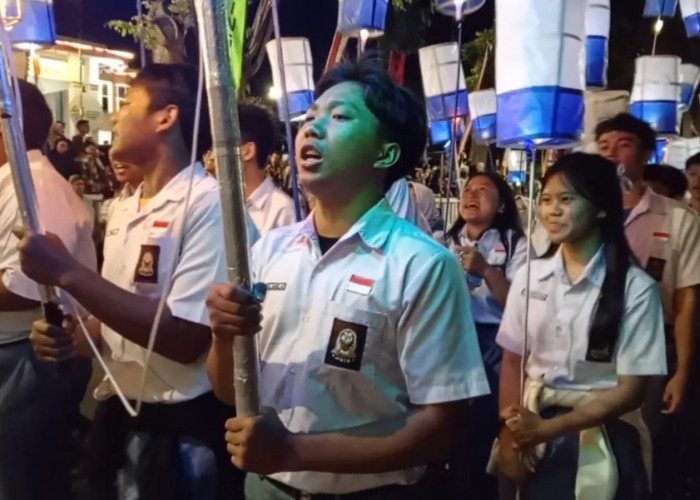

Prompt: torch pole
xmin=194 ymin=0 xmax=260 ymax=416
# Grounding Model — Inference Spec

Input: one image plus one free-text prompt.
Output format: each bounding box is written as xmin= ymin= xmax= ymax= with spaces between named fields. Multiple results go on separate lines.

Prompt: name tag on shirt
xmin=266 ymin=282 xmax=287 ymax=291
xmin=521 ymin=289 xmax=547 ymax=301
xmin=346 ymin=275 xmax=374 ymax=296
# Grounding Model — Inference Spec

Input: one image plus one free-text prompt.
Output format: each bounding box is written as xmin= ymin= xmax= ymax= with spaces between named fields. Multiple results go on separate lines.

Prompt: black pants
xmin=83 ymin=392 xmax=245 ymax=500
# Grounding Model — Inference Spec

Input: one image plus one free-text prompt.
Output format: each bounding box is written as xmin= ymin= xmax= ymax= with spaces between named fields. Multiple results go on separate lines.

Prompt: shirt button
xmin=302 ymin=315 xmax=310 ymax=323
xmin=290 ymin=367 xmax=296 ymax=375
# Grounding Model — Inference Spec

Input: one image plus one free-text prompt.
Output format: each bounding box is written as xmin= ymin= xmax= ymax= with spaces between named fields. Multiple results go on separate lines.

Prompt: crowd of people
xmin=0 ymin=59 xmax=699 ymax=500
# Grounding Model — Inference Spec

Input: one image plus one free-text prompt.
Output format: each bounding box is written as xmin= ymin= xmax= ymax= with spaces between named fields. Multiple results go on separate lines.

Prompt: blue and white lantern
xmin=7 ymin=0 xmax=56 ymax=46
xmin=680 ymin=0 xmax=700 ymax=37
xmin=468 ymin=89 xmax=497 ymax=144
xmin=644 ymin=0 xmax=678 ymax=17
xmin=265 ymin=38 xmax=314 ymax=120
xmin=649 ymin=138 xmax=668 ymax=163
xmin=679 ymin=63 xmax=700 ymax=111
xmin=496 ymin=0 xmax=586 ymax=148
xmin=629 ymin=55 xmax=681 ymax=137
xmin=586 ymin=0 xmax=610 ymax=89
xmin=419 ymin=43 xmax=468 ymax=123
xmin=429 ymin=118 xmax=464 ymax=146
xmin=337 ymin=0 xmax=388 ymax=37
xmin=434 ymin=0 xmax=486 ymax=20
xmin=664 ymin=137 xmax=700 ymax=168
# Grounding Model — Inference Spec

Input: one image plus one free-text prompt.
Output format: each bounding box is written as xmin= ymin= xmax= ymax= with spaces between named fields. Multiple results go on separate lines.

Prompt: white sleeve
xmin=167 ymin=193 xmax=228 ymax=325
xmin=505 ymin=234 xmax=528 ymax=281
xmin=397 ymin=251 xmax=490 ymax=404
xmin=616 ymin=271 xmax=668 ymax=376
xmin=496 ymin=266 xmax=528 ymax=355
xmin=674 ymin=208 xmax=700 ymax=289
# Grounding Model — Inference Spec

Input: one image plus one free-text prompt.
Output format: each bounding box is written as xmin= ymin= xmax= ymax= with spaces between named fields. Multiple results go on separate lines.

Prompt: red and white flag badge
xmin=652 ymin=231 xmax=670 ymax=242
xmin=150 ymin=220 xmax=170 ymax=237
xmin=347 ymin=275 xmax=374 ymax=296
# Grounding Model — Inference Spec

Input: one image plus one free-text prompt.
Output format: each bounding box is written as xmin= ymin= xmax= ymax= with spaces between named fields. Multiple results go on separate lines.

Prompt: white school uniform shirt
xmin=497 ymin=246 xmax=667 ymax=391
xmin=246 ymin=175 xmax=296 ymax=234
xmin=253 ymin=199 xmax=489 ymax=494
xmin=98 ymin=164 xmax=259 ymax=403
xmin=447 ymin=226 xmax=527 ymax=324
xmin=0 ymin=150 xmax=96 ymax=343
xmin=624 ymin=188 xmax=700 ymax=325
xmin=385 ymin=177 xmax=432 ymax=233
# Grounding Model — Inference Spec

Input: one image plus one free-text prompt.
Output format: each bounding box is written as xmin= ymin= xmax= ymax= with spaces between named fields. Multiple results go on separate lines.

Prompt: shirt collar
xmin=246 ymin=176 xmax=275 ymax=210
xmin=626 ymin=186 xmax=666 ymax=225
xmin=134 ymin=163 xmax=206 ymax=207
xmin=295 ymin=198 xmax=397 ymax=250
xmin=536 ymin=244 xmax=606 ymax=288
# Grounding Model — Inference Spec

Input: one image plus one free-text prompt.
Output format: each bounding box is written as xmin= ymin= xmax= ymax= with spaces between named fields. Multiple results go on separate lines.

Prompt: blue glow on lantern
xmin=496 ymin=86 xmax=584 ymax=147
xmin=684 ymin=12 xmax=700 ymax=37
xmin=643 ymin=0 xmax=678 ymax=18
xmin=9 ymin=0 xmax=56 ymax=46
xmin=681 ymin=83 xmax=696 ymax=108
xmin=472 ymin=114 xmax=497 ymax=145
xmin=285 ymin=90 xmax=314 ymax=119
xmin=337 ymin=0 xmax=388 ymax=34
xmin=426 ymin=91 xmax=468 ymax=123
xmin=586 ymin=36 xmax=608 ymax=89
xmin=430 ymin=120 xmax=453 ymax=145
xmin=434 ymin=0 xmax=487 ymax=18
xmin=508 ymin=171 xmax=527 ymax=185
xmin=629 ymin=100 xmax=678 ymax=136
xmin=649 ymin=139 xmax=668 ymax=164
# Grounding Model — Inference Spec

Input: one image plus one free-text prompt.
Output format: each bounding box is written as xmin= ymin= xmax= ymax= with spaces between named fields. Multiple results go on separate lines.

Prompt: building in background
xmin=13 ymin=36 xmax=135 ymax=145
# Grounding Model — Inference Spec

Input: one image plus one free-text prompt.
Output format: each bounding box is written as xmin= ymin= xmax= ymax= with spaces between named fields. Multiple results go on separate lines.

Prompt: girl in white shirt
xmin=496 ymin=153 xmax=667 ymax=499
xmin=445 ymin=172 xmax=527 ymax=498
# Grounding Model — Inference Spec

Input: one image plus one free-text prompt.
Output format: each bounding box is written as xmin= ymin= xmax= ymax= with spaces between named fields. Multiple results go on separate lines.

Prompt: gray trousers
xmin=0 ymin=340 xmax=72 ymax=500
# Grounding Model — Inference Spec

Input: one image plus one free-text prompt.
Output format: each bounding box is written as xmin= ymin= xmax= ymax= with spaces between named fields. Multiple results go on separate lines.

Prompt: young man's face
xmin=71 ymin=179 xmax=85 ymax=196
xmin=596 ymin=130 xmax=649 ymax=181
xmin=688 ymin=164 xmax=700 ymax=201
xmin=78 ymin=122 xmax=89 ymax=135
xmin=110 ymin=85 xmax=163 ymax=166
xmin=295 ymin=81 xmax=395 ymax=198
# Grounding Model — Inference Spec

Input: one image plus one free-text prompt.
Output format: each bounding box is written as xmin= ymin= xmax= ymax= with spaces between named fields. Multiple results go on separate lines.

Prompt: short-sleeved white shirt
xmin=246 ymin=175 xmax=296 ymax=234
xmin=0 ymin=150 xmax=96 ymax=343
xmin=625 ymin=188 xmax=700 ymax=324
xmin=385 ymin=177 xmax=432 ymax=233
xmin=447 ymin=227 xmax=527 ymax=324
xmin=497 ymin=246 xmax=667 ymax=391
xmin=252 ymin=199 xmax=489 ymax=494
xmin=98 ymin=164 xmax=258 ymax=403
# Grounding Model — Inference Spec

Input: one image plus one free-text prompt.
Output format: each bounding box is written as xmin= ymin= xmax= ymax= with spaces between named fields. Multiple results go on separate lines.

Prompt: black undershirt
xmin=318 ymin=235 xmax=339 ymax=255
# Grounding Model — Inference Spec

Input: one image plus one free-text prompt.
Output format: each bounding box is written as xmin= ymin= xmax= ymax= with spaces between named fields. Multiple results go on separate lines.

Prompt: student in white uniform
xmin=16 ymin=64 xmax=256 ymax=500
xmin=239 ymin=104 xmax=297 ymax=234
xmin=385 ymin=176 xmax=432 ymax=233
xmin=444 ymin=171 xmax=527 ymax=499
xmin=0 ymin=80 xmax=96 ymax=500
xmin=206 ymin=59 xmax=490 ymax=499
xmin=496 ymin=153 xmax=667 ymax=500
xmin=596 ymin=114 xmax=700 ymax=498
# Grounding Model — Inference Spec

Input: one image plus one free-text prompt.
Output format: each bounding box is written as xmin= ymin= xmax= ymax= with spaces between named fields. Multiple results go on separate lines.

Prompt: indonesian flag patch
xmin=346 ymin=275 xmax=374 ymax=296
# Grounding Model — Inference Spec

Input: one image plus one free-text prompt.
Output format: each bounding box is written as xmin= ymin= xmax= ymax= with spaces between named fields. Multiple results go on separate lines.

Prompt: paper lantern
xmin=629 ymin=56 xmax=681 ymax=137
xmin=586 ymin=0 xmax=610 ymax=89
xmin=419 ymin=43 xmax=468 ymax=123
xmin=496 ymin=0 xmax=586 ymax=148
xmin=680 ymin=0 xmax=700 ymax=37
xmin=468 ymin=89 xmax=496 ymax=144
xmin=649 ymin=139 xmax=668 ymax=163
xmin=429 ymin=118 xmax=464 ymax=146
xmin=679 ymin=63 xmax=700 ymax=110
xmin=7 ymin=0 xmax=56 ymax=46
xmin=506 ymin=149 xmax=527 ymax=173
xmin=337 ymin=0 xmax=388 ymax=37
xmin=266 ymin=38 xmax=315 ymax=120
xmin=664 ymin=136 xmax=700 ymax=168
xmin=582 ymin=90 xmax=630 ymax=151
xmin=644 ymin=0 xmax=678 ymax=17
xmin=434 ymin=0 xmax=486 ymax=20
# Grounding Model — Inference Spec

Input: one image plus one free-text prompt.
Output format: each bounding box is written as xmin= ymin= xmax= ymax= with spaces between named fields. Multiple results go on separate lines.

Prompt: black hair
xmin=543 ymin=153 xmax=634 ymax=362
xmin=17 ymin=79 xmax=52 ymax=150
xmin=594 ymin=113 xmax=656 ymax=153
xmin=446 ymin=171 xmax=524 ymax=257
xmin=131 ymin=63 xmax=212 ymax=159
xmin=238 ymin=103 xmax=277 ymax=168
xmin=76 ymin=119 xmax=89 ymax=128
xmin=315 ymin=58 xmax=427 ymax=191
xmin=685 ymin=151 xmax=700 ymax=171
xmin=644 ymin=164 xmax=689 ymax=199
xmin=56 ymin=120 xmax=65 ymax=126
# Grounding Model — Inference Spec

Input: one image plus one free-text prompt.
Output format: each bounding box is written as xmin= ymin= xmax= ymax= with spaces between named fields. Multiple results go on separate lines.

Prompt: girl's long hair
xmin=542 ymin=153 xmax=634 ymax=362
xmin=446 ymin=172 xmax=524 ymax=254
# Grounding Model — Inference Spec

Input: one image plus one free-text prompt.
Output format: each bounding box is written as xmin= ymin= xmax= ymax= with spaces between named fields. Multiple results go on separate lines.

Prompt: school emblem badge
xmin=324 ymin=319 xmax=368 ymax=371
xmin=134 ymin=244 xmax=160 ymax=284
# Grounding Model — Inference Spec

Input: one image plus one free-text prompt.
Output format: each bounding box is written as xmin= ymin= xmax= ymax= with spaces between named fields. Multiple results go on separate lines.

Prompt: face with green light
xmin=295 ymin=81 xmax=400 ymax=200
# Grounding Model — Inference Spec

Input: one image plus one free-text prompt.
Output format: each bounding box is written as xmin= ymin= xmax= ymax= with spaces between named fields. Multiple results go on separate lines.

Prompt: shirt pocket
xmin=315 ymin=301 xmax=387 ymax=385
